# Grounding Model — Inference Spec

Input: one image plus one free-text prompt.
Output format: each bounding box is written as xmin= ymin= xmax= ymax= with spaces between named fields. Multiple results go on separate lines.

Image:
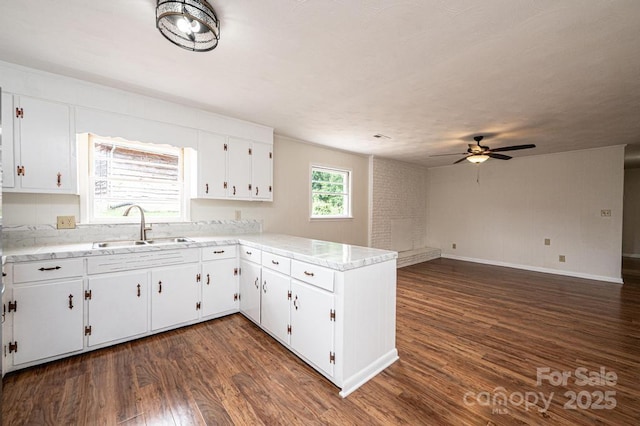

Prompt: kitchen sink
xmin=92 ymin=237 xmax=193 ymax=249
xmin=145 ymin=237 xmax=194 ymax=244
xmin=92 ymin=240 xmax=148 ymax=249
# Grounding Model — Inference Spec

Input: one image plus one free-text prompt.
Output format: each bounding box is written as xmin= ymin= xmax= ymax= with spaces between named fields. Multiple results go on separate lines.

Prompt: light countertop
xmin=3 ymin=234 xmax=397 ymax=272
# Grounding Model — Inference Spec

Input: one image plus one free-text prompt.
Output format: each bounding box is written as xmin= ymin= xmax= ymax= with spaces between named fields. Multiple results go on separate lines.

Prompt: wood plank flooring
xmin=3 ymin=258 xmax=639 ymax=425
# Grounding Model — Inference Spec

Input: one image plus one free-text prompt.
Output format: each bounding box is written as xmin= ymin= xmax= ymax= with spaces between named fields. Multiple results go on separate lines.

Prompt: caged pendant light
xmin=156 ymin=0 xmax=220 ymax=52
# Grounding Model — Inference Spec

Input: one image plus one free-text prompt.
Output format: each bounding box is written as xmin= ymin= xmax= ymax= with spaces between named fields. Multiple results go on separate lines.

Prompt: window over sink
xmin=79 ymin=134 xmax=187 ymax=223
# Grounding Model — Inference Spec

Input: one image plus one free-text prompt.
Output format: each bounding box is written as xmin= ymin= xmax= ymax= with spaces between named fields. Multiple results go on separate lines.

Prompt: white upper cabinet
xmin=197 ymin=131 xmax=228 ymax=198
xmin=252 ymin=141 xmax=273 ymax=201
xmin=194 ymin=134 xmax=273 ymax=202
xmin=1 ymin=91 xmax=16 ymax=188
xmin=227 ymin=137 xmax=253 ymax=199
xmin=4 ymin=95 xmax=76 ymax=193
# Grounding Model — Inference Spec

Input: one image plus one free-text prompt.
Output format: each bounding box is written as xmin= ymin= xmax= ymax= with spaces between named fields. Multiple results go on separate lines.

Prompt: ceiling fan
xmin=432 ymin=136 xmax=536 ymax=164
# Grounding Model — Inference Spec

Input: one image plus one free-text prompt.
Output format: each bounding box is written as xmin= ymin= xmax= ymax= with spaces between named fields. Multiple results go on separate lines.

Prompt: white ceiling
xmin=1 ymin=0 xmax=639 ymax=167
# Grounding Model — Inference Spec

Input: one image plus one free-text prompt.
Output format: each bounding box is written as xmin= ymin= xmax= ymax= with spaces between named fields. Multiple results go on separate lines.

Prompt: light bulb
xmin=191 ymin=20 xmax=201 ymax=33
xmin=176 ymin=17 xmax=191 ymax=33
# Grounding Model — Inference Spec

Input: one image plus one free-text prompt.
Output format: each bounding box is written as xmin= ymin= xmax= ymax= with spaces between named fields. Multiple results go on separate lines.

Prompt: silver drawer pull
xmin=303 ymin=271 xmax=314 ymax=277
xmin=272 ymin=260 xmax=279 ymax=265
xmin=39 ymin=266 xmax=61 ymax=271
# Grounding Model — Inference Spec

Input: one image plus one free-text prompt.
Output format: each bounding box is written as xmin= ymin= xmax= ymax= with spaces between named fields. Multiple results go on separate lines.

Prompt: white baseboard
xmin=339 ymin=348 xmax=399 ymax=398
xmin=623 ymin=253 xmax=640 ymax=259
xmin=441 ymin=254 xmax=623 ymax=284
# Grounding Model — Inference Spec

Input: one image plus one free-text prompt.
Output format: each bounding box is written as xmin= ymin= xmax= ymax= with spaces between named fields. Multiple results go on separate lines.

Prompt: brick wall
xmin=370 ymin=157 xmax=440 ymax=266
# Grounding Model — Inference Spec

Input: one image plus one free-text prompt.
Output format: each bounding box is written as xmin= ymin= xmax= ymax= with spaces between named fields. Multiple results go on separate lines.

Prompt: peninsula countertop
xmin=3 ymin=233 xmax=398 ymax=272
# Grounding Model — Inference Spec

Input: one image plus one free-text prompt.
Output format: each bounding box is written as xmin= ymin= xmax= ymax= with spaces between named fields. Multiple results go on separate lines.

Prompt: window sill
xmin=309 ymin=216 xmax=354 ymax=222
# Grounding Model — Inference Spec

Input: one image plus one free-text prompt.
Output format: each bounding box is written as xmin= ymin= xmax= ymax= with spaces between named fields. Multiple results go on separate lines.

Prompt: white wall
xmin=623 ymin=168 xmax=640 ymax=256
xmin=3 ymin=135 xmax=370 ymax=246
xmin=426 ymin=145 xmax=625 ymax=283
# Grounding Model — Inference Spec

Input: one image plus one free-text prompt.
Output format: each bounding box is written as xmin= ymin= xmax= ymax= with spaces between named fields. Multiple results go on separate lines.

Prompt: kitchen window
xmin=310 ymin=165 xmax=351 ymax=219
xmin=83 ymin=135 xmax=186 ymax=223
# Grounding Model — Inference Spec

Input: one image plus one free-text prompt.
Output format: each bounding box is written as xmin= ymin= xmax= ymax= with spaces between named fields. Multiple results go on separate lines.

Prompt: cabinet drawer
xmin=262 ymin=252 xmax=291 ymax=275
xmin=239 ymin=245 xmax=261 ymax=264
xmin=291 ymin=260 xmax=334 ymax=292
xmin=202 ymin=245 xmax=237 ymax=261
xmin=13 ymin=258 xmax=84 ymax=283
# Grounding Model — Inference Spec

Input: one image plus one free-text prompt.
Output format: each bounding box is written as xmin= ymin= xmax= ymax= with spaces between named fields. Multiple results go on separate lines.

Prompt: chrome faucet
xmin=123 ymin=205 xmax=151 ymax=241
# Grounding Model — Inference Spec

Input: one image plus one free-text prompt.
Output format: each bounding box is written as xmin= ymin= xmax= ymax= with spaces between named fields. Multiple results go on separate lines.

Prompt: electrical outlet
xmin=57 ymin=215 xmax=76 ymax=229
xmin=452 ymin=243 xmax=456 ymax=249
xmin=601 ymin=209 xmax=611 ymax=217
xmin=559 ymin=255 xmax=566 ymax=263
xmin=544 ymin=238 xmax=551 ymax=246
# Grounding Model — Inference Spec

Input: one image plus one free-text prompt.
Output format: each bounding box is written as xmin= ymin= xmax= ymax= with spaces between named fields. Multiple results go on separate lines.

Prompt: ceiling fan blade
xmin=489 ymin=153 xmax=512 ymax=160
xmin=489 ymin=144 xmax=536 ymax=153
xmin=429 ymin=152 xmax=467 ymax=157
xmin=453 ymin=156 xmax=469 ymax=164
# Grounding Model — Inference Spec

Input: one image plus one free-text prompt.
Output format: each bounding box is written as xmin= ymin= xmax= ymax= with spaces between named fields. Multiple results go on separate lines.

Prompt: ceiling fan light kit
xmin=156 ymin=0 xmax=220 ymax=52
xmin=466 ymin=154 xmax=489 ymax=164
xmin=432 ymin=135 xmax=537 ymax=165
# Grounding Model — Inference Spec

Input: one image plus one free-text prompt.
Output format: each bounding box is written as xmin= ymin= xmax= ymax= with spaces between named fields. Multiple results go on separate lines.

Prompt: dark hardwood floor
xmin=3 ymin=258 xmax=639 ymax=425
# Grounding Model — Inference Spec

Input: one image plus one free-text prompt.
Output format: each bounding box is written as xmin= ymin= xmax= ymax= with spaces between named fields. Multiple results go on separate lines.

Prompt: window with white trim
xmin=310 ymin=166 xmax=351 ymax=218
xmin=86 ymin=135 xmax=185 ymax=222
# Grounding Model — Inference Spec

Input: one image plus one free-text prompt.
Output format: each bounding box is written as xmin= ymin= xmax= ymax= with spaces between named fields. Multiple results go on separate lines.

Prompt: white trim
xmin=441 ymin=254 xmax=624 ymax=284
xmin=338 ymin=349 xmax=399 ymax=398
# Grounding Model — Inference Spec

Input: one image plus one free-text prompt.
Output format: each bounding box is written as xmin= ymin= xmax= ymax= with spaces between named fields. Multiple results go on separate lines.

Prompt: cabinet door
xmin=227 ymin=137 xmax=252 ymax=199
xmin=151 ymin=264 xmax=200 ymax=331
xmin=87 ymin=271 xmax=148 ymax=347
xmin=201 ymin=258 xmax=238 ymax=317
xmin=16 ymin=96 xmax=74 ymax=192
xmin=12 ymin=280 xmax=84 ymax=365
xmin=290 ymin=280 xmax=335 ymax=376
xmin=261 ymin=268 xmax=290 ymax=344
xmin=198 ymin=131 xmax=227 ymax=198
xmin=239 ymin=259 xmax=261 ymax=324
xmin=1 ymin=91 xmax=15 ymax=188
xmin=251 ymin=142 xmax=273 ymax=200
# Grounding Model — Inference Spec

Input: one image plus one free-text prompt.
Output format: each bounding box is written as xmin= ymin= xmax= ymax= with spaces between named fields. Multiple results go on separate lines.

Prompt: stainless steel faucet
xmin=123 ymin=205 xmax=151 ymax=241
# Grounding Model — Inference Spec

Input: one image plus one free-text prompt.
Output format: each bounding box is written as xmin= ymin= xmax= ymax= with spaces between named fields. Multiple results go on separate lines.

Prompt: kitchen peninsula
xmin=2 ymin=229 xmax=398 ymax=397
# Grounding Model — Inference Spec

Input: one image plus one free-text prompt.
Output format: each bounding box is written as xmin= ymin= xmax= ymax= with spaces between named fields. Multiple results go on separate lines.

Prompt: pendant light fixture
xmin=156 ymin=0 xmax=220 ymax=52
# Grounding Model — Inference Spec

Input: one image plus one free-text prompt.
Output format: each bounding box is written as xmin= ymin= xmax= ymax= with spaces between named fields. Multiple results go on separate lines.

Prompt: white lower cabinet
xmin=87 ymin=271 xmax=148 ymax=347
xmin=12 ymin=279 xmax=84 ymax=365
xmin=290 ymin=280 xmax=335 ymax=377
xmin=260 ymin=268 xmax=291 ymax=344
xmin=239 ymin=258 xmax=261 ymax=324
xmin=201 ymin=258 xmax=239 ymax=317
xmin=151 ymin=264 xmax=200 ymax=331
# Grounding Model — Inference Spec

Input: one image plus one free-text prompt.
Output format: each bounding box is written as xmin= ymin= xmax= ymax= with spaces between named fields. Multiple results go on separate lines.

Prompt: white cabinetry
xmin=239 ymin=246 xmax=261 ymax=324
xmin=201 ymin=245 xmax=239 ymax=317
xmin=1 ymin=91 xmax=15 ymax=188
xmin=151 ymin=263 xmax=200 ymax=331
xmin=290 ymin=279 xmax=335 ymax=376
xmin=260 ymin=252 xmax=291 ymax=344
xmin=86 ymin=271 xmax=148 ymax=347
xmin=7 ymin=258 xmax=84 ymax=366
xmin=3 ymin=94 xmax=76 ymax=193
xmin=251 ymin=141 xmax=273 ymax=201
xmin=227 ymin=137 xmax=253 ymax=199
xmin=196 ymin=131 xmax=227 ymax=198
xmin=195 ymin=135 xmax=273 ymax=201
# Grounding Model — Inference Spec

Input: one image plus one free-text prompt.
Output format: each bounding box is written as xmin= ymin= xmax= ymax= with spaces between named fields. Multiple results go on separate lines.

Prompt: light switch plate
xmin=57 ymin=215 xmax=76 ymax=229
